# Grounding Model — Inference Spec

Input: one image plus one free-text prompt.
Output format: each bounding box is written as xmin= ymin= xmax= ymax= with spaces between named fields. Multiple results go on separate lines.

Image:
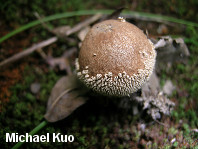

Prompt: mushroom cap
xmin=76 ymin=19 xmax=156 ymax=96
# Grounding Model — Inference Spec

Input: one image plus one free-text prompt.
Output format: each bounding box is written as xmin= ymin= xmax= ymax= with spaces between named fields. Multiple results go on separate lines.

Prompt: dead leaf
xmin=154 ymin=36 xmax=190 ymax=64
xmin=142 ymin=72 xmax=160 ymax=96
xmin=44 ymin=75 xmax=89 ymax=122
xmin=46 ymin=48 xmax=77 ymax=75
xmin=153 ymin=36 xmax=190 ymax=72
xmin=163 ymin=80 xmax=176 ymax=96
xmin=52 ymin=26 xmax=71 ymax=37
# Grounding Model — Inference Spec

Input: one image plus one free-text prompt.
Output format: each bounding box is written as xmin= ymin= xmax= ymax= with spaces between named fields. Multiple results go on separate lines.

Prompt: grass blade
xmin=123 ymin=11 xmax=198 ymax=27
xmin=12 ymin=120 xmax=48 ymax=149
xmin=0 ymin=10 xmax=112 ymax=43
xmin=1 ymin=9 xmax=198 ymax=43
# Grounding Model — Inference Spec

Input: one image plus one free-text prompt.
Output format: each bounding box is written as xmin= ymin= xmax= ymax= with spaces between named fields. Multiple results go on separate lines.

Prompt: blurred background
xmin=0 ymin=0 xmax=198 ymax=148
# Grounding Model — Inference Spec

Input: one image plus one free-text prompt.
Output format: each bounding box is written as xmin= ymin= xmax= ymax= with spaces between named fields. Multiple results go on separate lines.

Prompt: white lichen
xmin=135 ymin=91 xmax=175 ymax=120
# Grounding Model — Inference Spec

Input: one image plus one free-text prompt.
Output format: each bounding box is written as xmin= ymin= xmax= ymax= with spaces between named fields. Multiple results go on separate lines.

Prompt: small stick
xmin=35 ymin=12 xmax=102 ymax=38
xmin=154 ymin=119 xmax=169 ymax=127
xmin=36 ymin=48 xmax=48 ymax=59
xmin=34 ymin=12 xmax=70 ymax=38
xmin=0 ymin=37 xmax=57 ymax=67
xmin=65 ymin=13 xmax=102 ymax=35
xmin=0 ymin=14 xmax=102 ymax=68
xmin=34 ymin=12 xmax=56 ymax=35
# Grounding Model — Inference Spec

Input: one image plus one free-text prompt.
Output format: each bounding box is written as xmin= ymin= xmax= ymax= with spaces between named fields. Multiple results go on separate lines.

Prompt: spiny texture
xmin=76 ymin=19 xmax=156 ymax=96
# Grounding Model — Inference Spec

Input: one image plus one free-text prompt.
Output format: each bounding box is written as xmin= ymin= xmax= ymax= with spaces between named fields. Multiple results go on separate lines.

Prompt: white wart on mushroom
xmin=76 ymin=18 xmax=156 ymax=97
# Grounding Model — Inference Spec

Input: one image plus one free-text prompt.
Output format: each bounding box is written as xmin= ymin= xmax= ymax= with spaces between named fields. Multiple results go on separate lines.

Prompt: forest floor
xmin=0 ymin=0 xmax=198 ymax=148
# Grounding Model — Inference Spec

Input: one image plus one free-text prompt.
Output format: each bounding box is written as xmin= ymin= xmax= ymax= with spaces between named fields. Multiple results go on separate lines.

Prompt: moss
xmin=168 ymin=127 xmax=178 ymax=136
xmin=0 ymin=66 xmax=61 ymax=148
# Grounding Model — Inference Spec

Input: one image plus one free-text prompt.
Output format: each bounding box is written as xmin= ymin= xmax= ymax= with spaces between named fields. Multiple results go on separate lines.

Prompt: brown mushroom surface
xmin=76 ymin=19 xmax=156 ymax=96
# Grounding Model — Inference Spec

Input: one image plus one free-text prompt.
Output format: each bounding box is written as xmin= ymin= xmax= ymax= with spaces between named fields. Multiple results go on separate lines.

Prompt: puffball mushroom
xmin=75 ymin=18 xmax=156 ymax=97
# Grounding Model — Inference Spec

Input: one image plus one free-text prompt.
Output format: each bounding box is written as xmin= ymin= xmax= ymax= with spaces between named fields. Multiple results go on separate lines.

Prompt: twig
xmin=0 ymin=14 xmax=102 ymax=68
xmin=154 ymin=119 xmax=169 ymax=128
xmin=36 ymin=48 xmax=48 ymax=59
xmin=34 ymin=12 xmax=55 ymax=35
xmin=34 ymin=12 xmax=71 ymax=38
xmin=35 ymin=12 xmax=102 ymax=38
xmin=0 ymin=37 xmax=57 ymax=67
xmin=65 ymin=13 xmax=102 ymax=35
